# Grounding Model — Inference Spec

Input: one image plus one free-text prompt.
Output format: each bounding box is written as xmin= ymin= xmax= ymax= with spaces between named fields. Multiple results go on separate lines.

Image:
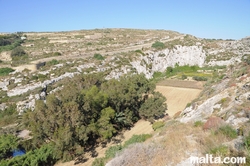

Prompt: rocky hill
xmin=0 ymin=29 xmax=250 ymax=165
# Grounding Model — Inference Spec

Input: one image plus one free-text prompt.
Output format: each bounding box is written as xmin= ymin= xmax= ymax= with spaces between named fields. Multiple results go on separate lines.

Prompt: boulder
xmin=203 ymin=116 xmax=225 ymax=130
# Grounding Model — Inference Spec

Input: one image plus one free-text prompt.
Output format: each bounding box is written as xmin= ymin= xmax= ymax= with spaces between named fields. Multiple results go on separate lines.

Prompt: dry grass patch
xmin=108 ymin=121 xmax=203 ymax=165
xmin=107 ymin=121 xmax=240 ymax=166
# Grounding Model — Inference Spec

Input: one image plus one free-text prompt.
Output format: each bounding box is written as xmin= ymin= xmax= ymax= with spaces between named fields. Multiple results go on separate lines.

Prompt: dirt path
xmin=155 ymin=86 xmax=201 ymax=117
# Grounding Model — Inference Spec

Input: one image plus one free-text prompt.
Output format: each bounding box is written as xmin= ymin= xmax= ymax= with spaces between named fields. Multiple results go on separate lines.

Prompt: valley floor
xmin=56 ymin=82 xmax=202 ymax=166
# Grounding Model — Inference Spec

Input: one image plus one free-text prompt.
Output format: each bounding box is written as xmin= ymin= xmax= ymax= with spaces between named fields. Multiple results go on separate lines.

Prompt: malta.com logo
xmin=190 ymin=154 xmax=246 ymax=164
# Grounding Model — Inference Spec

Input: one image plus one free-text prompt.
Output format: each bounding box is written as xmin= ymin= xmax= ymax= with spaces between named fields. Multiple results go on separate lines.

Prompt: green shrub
xmin=153 ymin=71 xmax=163 ymax=79
xmin=158 ymin=53 xmax=166 ymax=57
xmin=242 ymin=54 xmax=250 ymax=65
xmin=194 ymin=121 xmax=203 ymax=127
xmin=11 ymin=54 xmax=29 ymax=66
xmin=0 ymin=143 xmax=58 ymax=166
xmin=0 ymin=104 xmax=18 ymax=127
xmin=216 ymin=125 xmax=237 ymax=139
xmin=93 ymin=53 xmax=104 ymax=60
xmin=167 ymin=66 xmax=174 ymax=72
xmin=46 ymin=59 xmax=59 ymax=66
xmin=53 ymin=52 xmax=61 ymax=56
xmin=31 ymin=75 xmax=38 ymax=80
xmin=0 ymin=67 xmax=14 ymax=76
xmin=244 ymin=132 xmax=250 ymax=149
xmin=186 ymin=103 xmax=191 ymax=108
xmin=209 ymin=145 xmax=229 ymax=156
xmin=92 ymin=145 xmax=122 ymax=166
xmin=181 ymin=74 xmax=187 ymax=80
xmin=37 ymin=74 xmax=48 ymax=82
xmin=0 ymin=134 xmax=19 ymax=159
xmin=135 ymin=50 xmax=144 ymax=55
xmin=193 ymin=76 xmax=208 ymax=81
xmin=123 ymin=134 xmax=152 ymax=148
xmin=152 ymin=41 xmax=165 ymax=50
xmin=11 ymin=46 xmax=26 ymax=57
xmin=152 ymin=121 xmax=165 ymax=131
xmin=0 ymin=34 xmax=23 ymax=52
xmin=92 ymin=157 xmax=106 ymax=166
xmin=105 ymin=145 xmax=122 ymax=159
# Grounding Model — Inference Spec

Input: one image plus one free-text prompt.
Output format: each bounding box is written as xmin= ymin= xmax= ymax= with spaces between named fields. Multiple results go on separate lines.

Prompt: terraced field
xmin=156 ymin=85 xmax=201 ymax=117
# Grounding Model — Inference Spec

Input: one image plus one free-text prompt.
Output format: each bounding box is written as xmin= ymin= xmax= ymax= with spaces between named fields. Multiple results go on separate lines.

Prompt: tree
xmin=97 ymin=107 xmax=116 ymax=139
xmin=139 ymin=92 xmax=167 ymax=123
xmin=0 ymin=143 xmax=58 ymax=166
xmin=93 ymin=53 xmax=104 ymax=60
xmin=101 ymin=74 xmax=155 ymax=126
xmin=151 ymin=41 xmax=165 ymax=50
xmin=22 ymin=73 xmax=167 ymax=162
xmin=0 ymin=134 xmax=19 ymax=160
xmin=11 ymin=46 xmax=26 ymax=57
xmin=0 ymin=39 xmax=11 ymax=46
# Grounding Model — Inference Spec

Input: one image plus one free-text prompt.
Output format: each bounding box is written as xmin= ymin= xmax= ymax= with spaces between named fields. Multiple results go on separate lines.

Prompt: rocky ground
xmin=0 ymin=29 xmax=250 ymax=165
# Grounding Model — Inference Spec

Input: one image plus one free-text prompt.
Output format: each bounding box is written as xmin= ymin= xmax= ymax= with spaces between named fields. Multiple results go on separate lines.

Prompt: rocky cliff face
xmin=131 ymin=46 xmax=206 ymax=79
xmin=179 ymin=72 xmax=250 ymax=129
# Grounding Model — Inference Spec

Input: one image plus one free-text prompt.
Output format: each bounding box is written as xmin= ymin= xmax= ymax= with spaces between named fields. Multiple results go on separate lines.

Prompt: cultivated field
xmin=157 ymin=79 xmax=203 ymax=89
xmin=155 ymin=85 xmax=201 ymax=117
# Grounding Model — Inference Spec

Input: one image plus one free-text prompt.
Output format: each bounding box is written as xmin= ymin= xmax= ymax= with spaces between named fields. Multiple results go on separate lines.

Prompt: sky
xmin=0 ymin=0 xmax=250 ymax=39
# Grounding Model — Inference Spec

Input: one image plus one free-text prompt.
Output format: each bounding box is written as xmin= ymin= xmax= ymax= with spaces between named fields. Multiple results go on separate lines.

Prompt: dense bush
xmin=0 ymin=39 xmax=11 ymax=46
xmin=53 ymin=52 xmax=61 ymax=56
xmin=0 ymin=104 xmax=18 ymax=127
xmin=152 ymin=121 xmax=165 ymax=131
xmin=181 ymin=74 xmax=187 ymax=80
xmin=0 ymin=134 xmax=19 ymax=160
xmin=94 ymin=53 xmax=104 ymax=60
xmin=194 ymin=121 xmax=203 ymax=127
xmin=123 ymin=134 xmax=152 ymax=148
xmin=11 ymin=54 xmax=29 ymax=66
xmin=46 ymin=59 xmax=59 ymax=66
xmin=0 ymin=67 xmax=14 ymax=76
xmin=11 ymin=47 xmax=26 ymax=57
xmin=0 ymin=143 xmax=58 ymax=166
xmin=135 ymin=49 xmax=144 ymax=55
xmin=105 ymin=145 xmax=122 ymax=159
xmin=242 ymin=54 xmax=250 ymax=65
xmin=151 ymin=41 xmax=165 ymax=50
xmin=193 ymin=76 xmax=208 ymax=81
xmin=0 ymin=34 xmax=23 ymax=52
xmin=215 ymin=125 xmax=237 ymax=139
xmin=22 ymin=74 xmax=166 ymax=161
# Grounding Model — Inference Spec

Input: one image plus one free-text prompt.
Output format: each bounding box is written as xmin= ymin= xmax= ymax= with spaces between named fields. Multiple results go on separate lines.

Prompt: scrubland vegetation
xmin=0 ymin=29 xmax=249 ymax=165
xmin=104 ymin=120 xmax=250 ymax=166
xmin=0 ymin=73 xmax=166 ymax=165
xmin=152 ymin=64 xmax=226 ymax=83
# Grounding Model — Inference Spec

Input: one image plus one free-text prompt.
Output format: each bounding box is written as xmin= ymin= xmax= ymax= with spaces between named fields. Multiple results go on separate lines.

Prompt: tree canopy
xmin=21 ymin=73 xmax=167 ymax=162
